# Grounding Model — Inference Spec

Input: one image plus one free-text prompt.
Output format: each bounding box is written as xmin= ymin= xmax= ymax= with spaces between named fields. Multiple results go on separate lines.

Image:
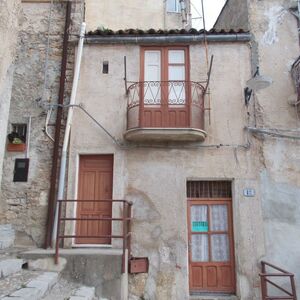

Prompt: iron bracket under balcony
xmin=124 ymin=81 xmax=207 ymax=142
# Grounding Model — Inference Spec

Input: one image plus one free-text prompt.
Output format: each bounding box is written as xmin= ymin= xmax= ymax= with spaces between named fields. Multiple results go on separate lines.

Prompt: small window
xmin=166 ymin=0 xmax=180 ymax=12
xmin=102 ymin=61 xmax=109 ymax=74
xmin=13 ymin=158 xmax=30 ymax=182
xmin=8 ymin=124 xmax=27 ymax=144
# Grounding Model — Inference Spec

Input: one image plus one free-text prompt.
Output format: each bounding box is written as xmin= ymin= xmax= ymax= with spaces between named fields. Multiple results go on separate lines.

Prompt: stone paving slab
xmin=69 ymin=286 xmax=95 ymax=300
xmin=2 ymin=271 xmax=58 ymax=300
xmin=0 ymin=225 xmax=15 ymax=250
xmin=0 ymin=269 xmax=40 ymax=298
xmin=0 ymin=258 xmax=24 ymax=278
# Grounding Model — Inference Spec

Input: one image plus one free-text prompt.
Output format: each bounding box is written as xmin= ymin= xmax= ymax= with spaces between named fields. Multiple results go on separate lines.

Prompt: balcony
xmin=125 ymin=81 xmax=207 ymax=142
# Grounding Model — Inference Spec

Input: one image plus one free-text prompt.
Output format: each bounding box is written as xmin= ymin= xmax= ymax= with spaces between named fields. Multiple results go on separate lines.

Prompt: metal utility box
xmin=129 ymin=257 xmax=149 ymax=274
xmin=13 ymin=158 xmax=29 ymax=182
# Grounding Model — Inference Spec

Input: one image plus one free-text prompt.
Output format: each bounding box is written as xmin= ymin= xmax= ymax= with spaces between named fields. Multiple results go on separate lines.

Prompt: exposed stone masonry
xmin=0 ymin=1 xmax=84 ymax=247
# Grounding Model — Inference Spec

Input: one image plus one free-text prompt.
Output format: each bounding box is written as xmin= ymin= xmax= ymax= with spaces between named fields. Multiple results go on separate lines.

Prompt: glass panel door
xmin=144 ymin=50 xmax=161 ymax=105
xmin=189 ymin=203 xmax=233 ymax=283
xmin=168 ymin=50 xmax=186 ymax=105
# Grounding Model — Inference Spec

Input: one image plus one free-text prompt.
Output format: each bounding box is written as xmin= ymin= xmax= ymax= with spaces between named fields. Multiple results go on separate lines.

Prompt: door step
xmin=190 ymin=295 xmax=238 ymax=300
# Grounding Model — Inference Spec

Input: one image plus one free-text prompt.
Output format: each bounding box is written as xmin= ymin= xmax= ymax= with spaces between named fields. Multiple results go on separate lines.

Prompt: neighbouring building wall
xmin=66 ymin=41 xmax=266 ymax=299
xmin=0 ymin=1 xmax=84 ymax=246
xmin=0 ymin=0 xmax=20 ymax=196
xmin=214 ymin=0 xmax=249 ymax=31
xmin=85 ymin=0 xmax=191 ymax=31
xmin=247 ymin=0 xmax=300 ymax=295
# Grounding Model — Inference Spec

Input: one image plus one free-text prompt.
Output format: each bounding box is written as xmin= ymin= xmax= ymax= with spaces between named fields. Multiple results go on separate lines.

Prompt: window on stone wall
xmin=166 ymin=0 xmax=181 ymax=13
xmin=7 ymin=124 xmax=27 ymax=152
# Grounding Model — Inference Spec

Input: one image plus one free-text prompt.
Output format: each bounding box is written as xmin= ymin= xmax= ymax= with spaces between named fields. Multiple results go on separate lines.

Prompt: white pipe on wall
xmin=52 ymin=22 xmax=86 ymax=245
xmin=26 ymin=116 xmax=32 ymax=159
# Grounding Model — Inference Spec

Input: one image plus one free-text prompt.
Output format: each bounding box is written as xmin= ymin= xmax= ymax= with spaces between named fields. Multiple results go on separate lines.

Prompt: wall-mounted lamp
xmin=244 ymin=67 xmax=273 ymax=105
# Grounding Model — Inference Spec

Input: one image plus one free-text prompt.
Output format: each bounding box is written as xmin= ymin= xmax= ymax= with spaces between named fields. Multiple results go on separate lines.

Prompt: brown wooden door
xmin=140 ymin=47 xmax=189 ymax=128
xmin=75 ymin=155 xmax=113 ymax=245
xmin=188 ymin=199 xmax=235 ymax=294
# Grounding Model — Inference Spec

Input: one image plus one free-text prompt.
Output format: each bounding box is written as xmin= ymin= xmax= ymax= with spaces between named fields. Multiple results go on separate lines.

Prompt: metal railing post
xmin=55 ymin=200 xmax=62 ymax=264
xmin=122 ymin=201 xmax=127 ymax=273
xmin=291 ymin=275 xmax=297 ymax=300
xmin=127 ymin=203 xmax=132 ymax=259
xmin=260 ymin=261 xmax=267 ymax=300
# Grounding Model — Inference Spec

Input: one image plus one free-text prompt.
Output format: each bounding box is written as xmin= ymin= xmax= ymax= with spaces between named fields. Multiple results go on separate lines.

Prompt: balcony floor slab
xmin=124 ymin=127 xmax=207 ymax=142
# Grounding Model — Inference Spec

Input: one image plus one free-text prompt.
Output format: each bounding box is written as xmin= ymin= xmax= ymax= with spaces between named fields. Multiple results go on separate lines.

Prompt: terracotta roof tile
xmin=87 ymin=28 xmax=249 ymax=36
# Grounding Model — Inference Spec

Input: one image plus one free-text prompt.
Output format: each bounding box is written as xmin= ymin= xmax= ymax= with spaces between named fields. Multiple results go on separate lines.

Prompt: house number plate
xmin=243 ymin=188 xmax=255 ymax=197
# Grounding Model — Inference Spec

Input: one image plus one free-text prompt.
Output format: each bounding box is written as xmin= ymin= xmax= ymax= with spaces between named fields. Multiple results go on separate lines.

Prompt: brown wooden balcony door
xmin=141 ymin=47 xmax=189 ymax=128
xmin=188 ymin=199 xmax=235 ymax=294
xmin=75 ymin=155 xmax=113 ymax=245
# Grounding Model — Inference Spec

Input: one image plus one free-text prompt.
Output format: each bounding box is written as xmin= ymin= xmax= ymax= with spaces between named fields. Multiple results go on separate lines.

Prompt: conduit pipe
xmin=52 ymin=22 xmax=86 ymax=245
xmin=84 ymin=33 xmax=251 ymax=45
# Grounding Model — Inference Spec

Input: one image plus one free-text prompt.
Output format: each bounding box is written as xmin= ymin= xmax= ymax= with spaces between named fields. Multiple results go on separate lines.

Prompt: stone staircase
xmin=0 ymin=253 xmax=98 ymax=300
xmin=0 ymin=224 xmax=119 ymax=299
xmin=20 ymin=248 xmax=123 ymax=299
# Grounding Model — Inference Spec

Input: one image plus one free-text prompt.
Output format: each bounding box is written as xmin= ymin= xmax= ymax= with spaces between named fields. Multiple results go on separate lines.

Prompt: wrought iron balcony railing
xmin=126 ymin=81 xmax=206 ymax=130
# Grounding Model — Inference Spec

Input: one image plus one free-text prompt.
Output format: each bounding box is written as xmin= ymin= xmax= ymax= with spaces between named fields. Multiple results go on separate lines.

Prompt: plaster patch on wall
xmin=262 ymin=6 xmax=286 ymax=45
xmin=39 ymin=191 xmax=48 ymax=206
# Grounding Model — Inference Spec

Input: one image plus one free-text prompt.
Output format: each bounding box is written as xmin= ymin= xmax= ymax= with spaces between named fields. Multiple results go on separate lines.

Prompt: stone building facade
xmin=215 ymin=0 xmax=300 ymax=296
xmin=0 ymin=0 xmax=84 ymax=246
xmin=0 ymin=0 xmax=21 ymax=196
xmin=0 ymin=0 xmax=299 ymax=299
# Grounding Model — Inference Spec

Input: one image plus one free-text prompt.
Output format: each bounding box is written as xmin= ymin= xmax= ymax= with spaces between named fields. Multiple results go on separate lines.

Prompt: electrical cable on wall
xmin=200 ymin=0 xmax=212 ymax=125
xmin=246 ymin=126 xmax=300 ymax=140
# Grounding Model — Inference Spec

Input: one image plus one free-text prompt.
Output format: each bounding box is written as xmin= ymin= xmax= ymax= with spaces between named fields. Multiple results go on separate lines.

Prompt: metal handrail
xmin=260 ymin=261 xmax=297 ymax=300
xmin=126 ymin=80 xmax=206 ymax=130
xmin=127 ymin=80 xmax=205 ymax=106
xmin=54 ymin=199 xmax=133 ymax=273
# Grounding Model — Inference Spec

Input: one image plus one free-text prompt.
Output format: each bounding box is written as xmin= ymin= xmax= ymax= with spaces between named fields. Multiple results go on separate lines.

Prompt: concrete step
xmin=41 ymin=277 xmax=85 ymax=300
xmin=0 ymin=269 xmax=42 ymax=298
xmin=1 ymin=271 xmax=59 ymax=300
xmin=69 ymin=286 xmax=96 ymax=300
xmin=0 ymin=258 xmax=25 ymax=278
xmin=20 ymin=248 xmax=123 ymax=299
xmin=0 ymin=225 xmax=15 ymax=250
xmin=190 ymin=294 xmax=238 ymax=300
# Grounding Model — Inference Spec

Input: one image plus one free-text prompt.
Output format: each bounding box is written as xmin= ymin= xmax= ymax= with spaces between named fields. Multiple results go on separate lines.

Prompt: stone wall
xmin=0 ymin=1 xmax=84 ymax=247
xmin=247 ymin=0 xmax=300 ymax=295
xmin=0 ymin=0 xmax=21 ymax=197
xmin=214 ymin=0 xmax=249 ymax=31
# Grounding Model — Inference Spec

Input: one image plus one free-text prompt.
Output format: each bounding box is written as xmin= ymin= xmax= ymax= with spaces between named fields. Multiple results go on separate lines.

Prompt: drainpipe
xmin=51 ymin=22 xmax=86 ymax=246
xmin=45 ymin=1 xmax=72 ymax=248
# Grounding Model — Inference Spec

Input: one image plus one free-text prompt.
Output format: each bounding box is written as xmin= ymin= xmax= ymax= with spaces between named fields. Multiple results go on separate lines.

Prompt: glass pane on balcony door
xmin=169 ymin=50 xmax=185 ymax=63
xmin=144 ymin=50 xmax=161 ymax=105
xmin=168 ymin=50 xmax=185 ymax=105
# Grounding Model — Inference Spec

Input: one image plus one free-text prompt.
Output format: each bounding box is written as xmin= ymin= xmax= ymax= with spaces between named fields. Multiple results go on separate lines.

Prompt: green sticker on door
xmin=192 ymin=221 xmax=208 ymax=232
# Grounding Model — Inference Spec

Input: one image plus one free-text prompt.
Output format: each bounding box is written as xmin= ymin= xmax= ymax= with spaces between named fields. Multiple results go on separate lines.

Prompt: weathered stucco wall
xmin=248 ymin=0 xmax=300 ymax=295
xmin=66 ymin=42 xmax=267 ymax=299
xmin=0 ymin=0 xmax=20 ymax=195
xmin=0 ymin=2 xmax=84 ymax=246
xmin=214 ymin=0 xmax=249 ymax=31
xmin=85 ymin=0 xmax=190 ymax=31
